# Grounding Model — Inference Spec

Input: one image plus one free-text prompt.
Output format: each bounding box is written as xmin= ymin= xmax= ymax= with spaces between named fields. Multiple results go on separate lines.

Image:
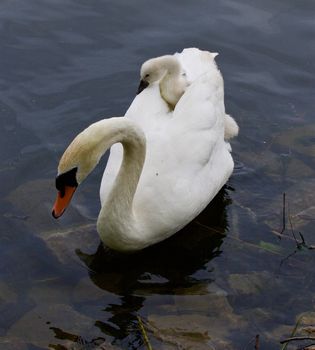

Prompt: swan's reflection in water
xmin=74 ymin=187 xmax=232 ymax=345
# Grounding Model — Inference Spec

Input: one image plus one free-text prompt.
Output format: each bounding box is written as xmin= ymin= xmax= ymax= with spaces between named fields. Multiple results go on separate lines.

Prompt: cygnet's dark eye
xmin=145 ymin=73 xmax=150 ymax=78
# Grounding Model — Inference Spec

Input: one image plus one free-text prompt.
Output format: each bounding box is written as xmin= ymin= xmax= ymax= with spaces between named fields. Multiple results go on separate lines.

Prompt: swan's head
xmin=52 ymin=166 xmax=78 ymax=218
xmin=52 ymin=124 xmax=105 ymax=218
xmin=137 ymin=55 xmax=179 ymax=94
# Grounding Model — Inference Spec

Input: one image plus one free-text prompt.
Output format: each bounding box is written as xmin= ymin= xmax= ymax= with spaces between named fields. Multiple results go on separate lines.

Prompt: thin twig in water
xmin=288 ymin=209 xmax=299 ymax=245
xmin=297 ymin=232 xmax=315 ymax=250
xmin=280 ymin=336 xmax=315 ymax=344
xmin=288 ymin=214 xmax=315 ymax=251
xmin=279 ymin=206 xmax=315 ymax=268
xmin=137 ymin=315 xmax=153 ymax=350
xmin=280 ymin=315 xmax=303 ymax=350
xmin=280 ymin=192 xmax=286 ymax=237
xmin=198 ymin=220 xmax=285 ymax=256
xmin=255 ymin=334 xmax=260 ymax=349
xmin=297 ymin=342 xmax=315 ymax=350
xmin=242 ymin=334 xmax=260 ymax=350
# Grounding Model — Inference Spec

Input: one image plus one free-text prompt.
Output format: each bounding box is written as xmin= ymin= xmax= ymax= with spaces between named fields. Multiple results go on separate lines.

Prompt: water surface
xmin=1 ymin=0 xmax=315 ymax=349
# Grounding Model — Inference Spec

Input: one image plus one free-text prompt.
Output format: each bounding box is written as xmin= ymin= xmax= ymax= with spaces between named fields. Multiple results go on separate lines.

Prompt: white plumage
xmin=53 ymin=48 xmax=237 ymax=252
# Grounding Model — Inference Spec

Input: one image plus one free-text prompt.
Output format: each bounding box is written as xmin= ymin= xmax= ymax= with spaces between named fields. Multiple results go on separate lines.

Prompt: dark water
xmin=1 ymin=0 xmax=315 ymax=349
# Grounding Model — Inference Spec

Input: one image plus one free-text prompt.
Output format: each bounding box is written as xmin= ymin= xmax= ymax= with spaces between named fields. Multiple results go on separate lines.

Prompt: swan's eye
xmin=145 ymin=73 xmax=150 ymax=78
xmin=55 ymin=167 xmax=78 ymax=197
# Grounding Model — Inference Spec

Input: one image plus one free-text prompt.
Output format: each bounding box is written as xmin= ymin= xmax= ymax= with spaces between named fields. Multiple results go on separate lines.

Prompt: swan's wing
xmin=174 ymin=62 xmax=225 ymax=125
xmin=168 ymin=71 xmax=233 ymax=209
xmin=133 ymin=71 xmax=233 ymax=236
xmin=170 ymin=71 xmax=226 ymax=177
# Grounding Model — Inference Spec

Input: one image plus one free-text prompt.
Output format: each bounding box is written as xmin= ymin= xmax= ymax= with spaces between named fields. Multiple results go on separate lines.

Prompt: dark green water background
xmin=0 ymin=0 xmax=314 ymax=349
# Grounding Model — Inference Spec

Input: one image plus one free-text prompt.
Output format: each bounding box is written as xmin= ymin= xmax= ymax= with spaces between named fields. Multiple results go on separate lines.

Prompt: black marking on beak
xmin=55 ymin=167 xmax=78 ymax=198
xmin=137 ymin=79 xmax=149 ymax=95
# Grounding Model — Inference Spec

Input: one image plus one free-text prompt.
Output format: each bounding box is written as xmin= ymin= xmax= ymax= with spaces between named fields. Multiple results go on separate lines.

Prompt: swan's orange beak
xmin=52 ymin=185 xmax=77 ymax=219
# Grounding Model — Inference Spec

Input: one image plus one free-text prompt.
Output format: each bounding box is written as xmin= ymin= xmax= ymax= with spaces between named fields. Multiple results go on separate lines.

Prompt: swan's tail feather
xmin=224 ymin=114 xmax=239 ymax=140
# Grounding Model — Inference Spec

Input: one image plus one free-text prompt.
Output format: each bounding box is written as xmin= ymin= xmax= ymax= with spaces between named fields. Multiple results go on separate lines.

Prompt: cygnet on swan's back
xmin=138 ymin=48 xmax=239 ymax=140
xmin=138 ymin=55 xmax=187 ymax=109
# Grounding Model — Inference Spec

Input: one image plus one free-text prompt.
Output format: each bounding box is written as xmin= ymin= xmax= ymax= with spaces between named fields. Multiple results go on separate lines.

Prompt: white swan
xmin=52 ymin=48 xmax=236 ymax=252
xmin=138 ymin=50 xmax=239 ymax=140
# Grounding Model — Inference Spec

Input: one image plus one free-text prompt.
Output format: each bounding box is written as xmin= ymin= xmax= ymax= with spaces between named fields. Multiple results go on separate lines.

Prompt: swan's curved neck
xmin=95 ymin=118 xmax=146 ymax=248
xmin=102 ymin=120 xmax=145 ymax=215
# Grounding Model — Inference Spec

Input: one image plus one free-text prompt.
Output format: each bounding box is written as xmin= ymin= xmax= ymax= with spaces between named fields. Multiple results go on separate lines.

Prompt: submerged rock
xmin=28 ymin=279 xmax=72 ymax=305
xmin=237 ymin=148 xmax=314 ymax=182
xmin=261 ymin=151 xmax=314 ymax=181
xmin=72 ymin=276 xmax=108 ymax=303
xmin=6 ymin=178 xmax=95 ymax=236
xmin=44 ymin=223 xmax=99 ymax=266
xmin=271 ymin=312 xmax=315 ymax=349
xmin=266 ymin=324 xmax=295 ymax=345
xmin=0 ymin=281 xmax=18 ymax=305
xmin=0 ymin=337 xmax=28 ymax=350
xmin=146 ymin=293 xmax=245 ymax=349
xmin=6 ymin=178 xmax=101 ymax=268
xmin=228 ymin=271 xmax=272 ymax=295
xmin=6 ymin=303 xmax=102 ymax=349
xmin=273 ymin=123 xmax=315 ymax=159
xmin=147 ymin=313 xmax=235 ymax=350
xmin=298 ymin=311 xmax=315 ymax=332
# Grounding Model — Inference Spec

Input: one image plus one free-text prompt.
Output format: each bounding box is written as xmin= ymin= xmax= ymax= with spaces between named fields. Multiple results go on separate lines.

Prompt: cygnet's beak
xmin=52 ymin=185 xmax=77 ymax=219
xmin=137 ymin=79 xmax=149 ymax=94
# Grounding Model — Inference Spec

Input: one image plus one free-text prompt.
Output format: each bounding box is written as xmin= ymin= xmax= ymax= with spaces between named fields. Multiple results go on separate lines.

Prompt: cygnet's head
xmin=137 ymin=58 xmax=165 ymax=94
xmin=137 ymin=55 xmax=180 ymax=94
